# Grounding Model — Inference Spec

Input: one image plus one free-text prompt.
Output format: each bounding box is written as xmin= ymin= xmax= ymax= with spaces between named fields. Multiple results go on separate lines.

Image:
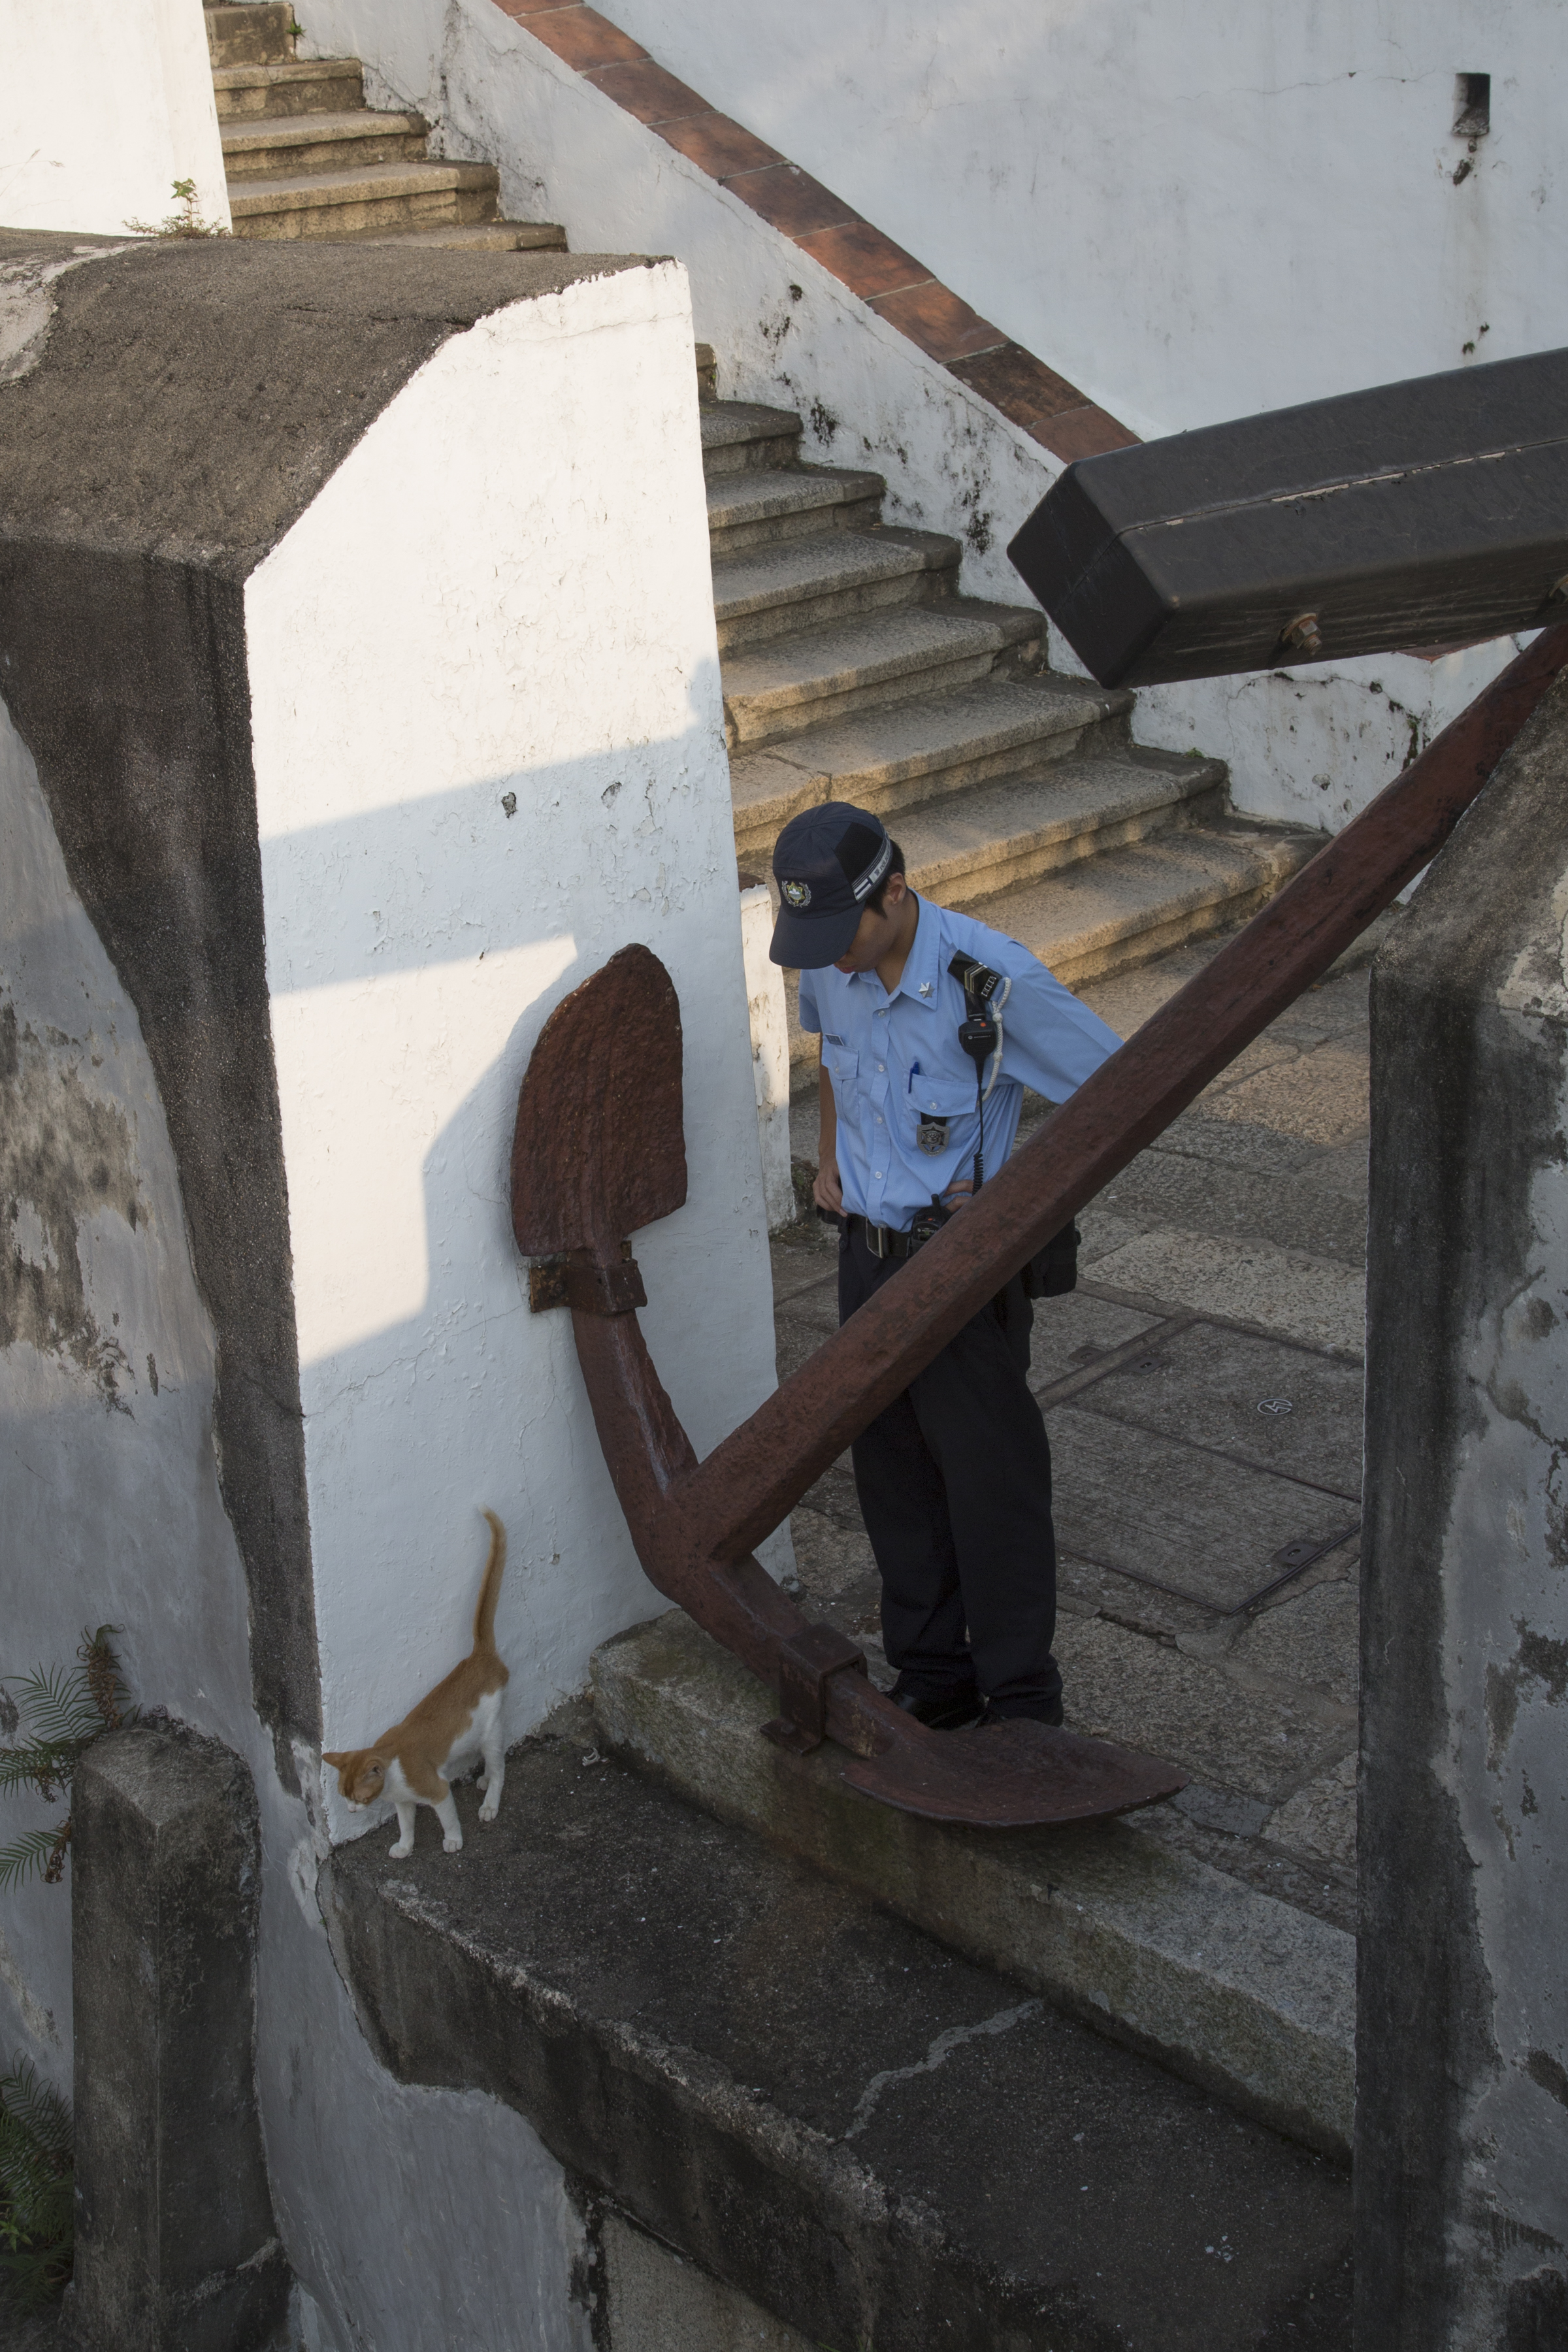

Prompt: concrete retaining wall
xmin=1359 ymin=670 xmax=1568 ymax=2346
xmin=0 ymin=226 xmax=780 ymax=2352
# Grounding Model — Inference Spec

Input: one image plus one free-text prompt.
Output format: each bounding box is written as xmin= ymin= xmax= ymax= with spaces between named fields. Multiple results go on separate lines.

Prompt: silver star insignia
xmin=918 ymin=981 xmax=932 ymax=996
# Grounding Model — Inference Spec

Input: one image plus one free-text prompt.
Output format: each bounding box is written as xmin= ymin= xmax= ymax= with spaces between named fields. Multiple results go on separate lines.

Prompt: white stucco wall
xmin=0 ymin=0 xmax=229 ymax=237
xmin=587 ymin=0 xmax=1565 ymax=446
xmin=0 ymin=689 xmax=591 ymax=2352
xmin=245 ymin=259 xmax=786 ymax=1828
xmin=294 ymin=0 xmax=1519 ymax=834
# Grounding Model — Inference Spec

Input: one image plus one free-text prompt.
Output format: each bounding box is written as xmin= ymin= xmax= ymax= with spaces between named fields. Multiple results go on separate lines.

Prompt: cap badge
xmin=781 ymin=879 xmax=812 ymax=909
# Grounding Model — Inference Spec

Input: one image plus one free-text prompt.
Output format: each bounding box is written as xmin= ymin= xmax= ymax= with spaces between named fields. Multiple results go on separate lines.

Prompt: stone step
xmin=708 ymin=464 xmax=885 ymax=557
xmin=970 ymin=819 xmax=1322 ymax=990
xmin=327 ymin=1697 xmax=1354 ymax=2349
xmin=713 ymin=525 xmax=961 ymax=651
xmin=730 ymin=673 xmax=1131 ymax=860
xmin=327 ymin=220 xmax=569 ymax=253
xmin=896 ymin=748 xmax=1228 ymax=908
xmin=221 ymin=108 xmax=429 ymax=180
xmin=212 ymin=57 xmax=365 ymax=120
xmin=227 ymin=159 xmax=500 ymax=240
xmin=204 ymin=1 xmax=293 ymax=69
xmin=592 ymin=1614 xmax=1356 ymax=2160
xmin=700 ymin=399 xmax=804 ymax=478
xmin=721 ymin=600 xmax=1043 ymax=751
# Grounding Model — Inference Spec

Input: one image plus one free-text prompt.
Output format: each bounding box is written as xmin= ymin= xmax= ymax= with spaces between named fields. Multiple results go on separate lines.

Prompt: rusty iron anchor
xmin=510 ymin=625 xmax=1568 ymax=1829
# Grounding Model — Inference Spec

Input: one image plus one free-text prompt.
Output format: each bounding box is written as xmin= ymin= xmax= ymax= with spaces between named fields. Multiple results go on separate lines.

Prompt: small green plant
xmin=0 ymin=2056 xmax=73 ymax=2309
xmin=124 ymin=178 xmax=231 ymax=238
xmin=0 ymin=1628 xmax=133 ymax=1891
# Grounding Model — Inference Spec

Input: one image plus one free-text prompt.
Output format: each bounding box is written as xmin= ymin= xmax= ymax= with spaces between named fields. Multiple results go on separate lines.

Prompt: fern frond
xmin=7 ymin=1665 xmax=99 ymax=1750
xmin=0 ymin=2062 xmax=71 ymax=2164
xmin=0 ymin=1829 xmax=65 ymax=1893
xmin=0 ymin=1742 xmax=80 ymax=1801
xmin=0 ymin=2054 xmax=73 ymax=2306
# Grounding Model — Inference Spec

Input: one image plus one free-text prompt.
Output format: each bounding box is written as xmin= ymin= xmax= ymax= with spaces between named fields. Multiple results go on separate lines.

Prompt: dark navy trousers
xmin=838 ymin=1221 xmax=1062 ymax=1717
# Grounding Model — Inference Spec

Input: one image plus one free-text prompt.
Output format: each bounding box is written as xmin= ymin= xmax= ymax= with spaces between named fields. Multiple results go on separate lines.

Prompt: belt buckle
xmin=866 ymin=1220 xmax=890 ymax=1260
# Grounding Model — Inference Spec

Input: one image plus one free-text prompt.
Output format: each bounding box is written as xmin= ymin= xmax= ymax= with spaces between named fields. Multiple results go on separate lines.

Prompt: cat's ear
xmin=322 ymin=1751 xmax=349 ymax=1771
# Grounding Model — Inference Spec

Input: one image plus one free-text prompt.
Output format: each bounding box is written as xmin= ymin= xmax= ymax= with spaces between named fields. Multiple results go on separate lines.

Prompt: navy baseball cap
xmin=769 ymin=802 xmax=896 ymax=968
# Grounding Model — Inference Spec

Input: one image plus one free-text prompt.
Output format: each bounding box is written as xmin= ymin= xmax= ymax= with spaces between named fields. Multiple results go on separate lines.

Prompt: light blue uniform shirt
xmin=799 ymin=896 xmax=1122 ymax=1230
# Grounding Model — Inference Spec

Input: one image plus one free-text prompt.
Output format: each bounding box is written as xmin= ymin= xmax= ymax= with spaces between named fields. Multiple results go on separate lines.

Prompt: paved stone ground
xmin=776 ymin=928 xmax=1375 ymax=1937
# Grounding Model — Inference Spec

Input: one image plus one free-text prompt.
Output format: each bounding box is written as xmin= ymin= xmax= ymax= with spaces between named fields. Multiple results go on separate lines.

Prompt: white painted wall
xmin=245 ymin=259 xmax=788 ymax=1829
xmin=740 ymin=882 xmax=794 ymax=1230
xmin=0 ymin=0 xmax=229 ymax=237
xmin=0 ymin=689 xmax=590 ymax=2352
xmin=589 ymin=0 xmax=1566 ymax=445
xmin=3 ymin=253 xmax=783 ymax=2352
xmin=295 ymin=0 xmax=1520 ymax=834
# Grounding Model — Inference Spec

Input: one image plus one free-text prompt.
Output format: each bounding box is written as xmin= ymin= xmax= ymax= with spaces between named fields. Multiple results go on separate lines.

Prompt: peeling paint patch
xmin=0 ymin=996 xmax=144 ymax=1409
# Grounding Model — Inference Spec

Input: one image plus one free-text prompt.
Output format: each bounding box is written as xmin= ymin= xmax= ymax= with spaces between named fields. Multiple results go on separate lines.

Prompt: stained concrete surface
xmin=779 ymin=931 xmax=1371 ymax=1925
xmin=329 ymin=1723 xmax=1353 ymax=2352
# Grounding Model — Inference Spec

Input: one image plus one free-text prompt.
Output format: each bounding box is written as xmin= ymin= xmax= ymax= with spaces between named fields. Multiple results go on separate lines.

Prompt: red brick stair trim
xmin=495 ymin=0 xmax=1137 ymax=463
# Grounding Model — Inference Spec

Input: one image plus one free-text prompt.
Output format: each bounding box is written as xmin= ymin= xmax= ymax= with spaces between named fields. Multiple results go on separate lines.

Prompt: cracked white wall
xmin=580 ymin=0 xmax=1565 ymax=444
xmin=1 ymin=687 xmax=593 ymax=2352
xmin=0 ymin=0 xmax=229 ymax=235
xmin=1443 ymin=927 xmax=1568 ymax=2295
xmin=245 ymin=260 xmax=787 ymax=1832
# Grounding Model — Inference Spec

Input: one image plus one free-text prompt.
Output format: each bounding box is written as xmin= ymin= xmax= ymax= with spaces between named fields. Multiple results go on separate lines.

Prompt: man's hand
xmin=941 ymin=1179 xmax=975 ymax=1210
xmin=813 ymin=1153 xmax=844 ymax=1215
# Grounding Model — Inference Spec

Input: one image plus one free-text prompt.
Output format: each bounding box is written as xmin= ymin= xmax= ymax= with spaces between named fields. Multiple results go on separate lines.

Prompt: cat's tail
xmin=473 ymin=1510 xmax=507 ymax=1652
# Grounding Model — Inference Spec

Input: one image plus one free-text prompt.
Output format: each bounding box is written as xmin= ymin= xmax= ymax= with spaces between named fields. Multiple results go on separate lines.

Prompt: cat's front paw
xmin=476 ymin=1772 xmax=489 ymax=1793
xmin=478 ymin=1799 xmax=499 ymax=1823
xmin=443 ymin=1832 xmax=463 ymax=1854
xmin=389 ymin=1837 xmax=413 ymax=1858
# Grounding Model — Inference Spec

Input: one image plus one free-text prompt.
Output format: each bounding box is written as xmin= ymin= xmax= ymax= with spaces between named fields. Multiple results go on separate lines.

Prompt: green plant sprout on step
xmin=0 ymin=1627 xmax=134 ymax=1890
xmin=124 ymin=178 xmax=230 ymax=238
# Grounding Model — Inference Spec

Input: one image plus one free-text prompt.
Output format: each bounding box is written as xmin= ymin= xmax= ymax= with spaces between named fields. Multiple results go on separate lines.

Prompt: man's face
xmin=833 ymin=874 xmax=907 ymax=972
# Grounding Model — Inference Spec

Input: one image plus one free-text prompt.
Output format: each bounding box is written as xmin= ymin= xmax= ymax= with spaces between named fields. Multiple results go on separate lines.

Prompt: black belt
xmin=845 ymin=1212 xmax=928 ymax=1261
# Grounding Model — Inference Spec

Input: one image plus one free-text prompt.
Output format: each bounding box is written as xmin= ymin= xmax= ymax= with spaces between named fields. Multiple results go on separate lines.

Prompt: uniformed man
xmin=770 ymin=801 xmax=1120 ymax=1729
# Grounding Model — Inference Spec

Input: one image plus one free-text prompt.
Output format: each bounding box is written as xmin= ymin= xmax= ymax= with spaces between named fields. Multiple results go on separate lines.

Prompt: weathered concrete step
xmin=708 ymin=464 xmax=885 ymax=556
xmin=204 ymin=1 xmax=293 ymax=69
xmin=227 ymin=160 xmax=500 ymax=238
xmin=713 ymin=525 xmax=961 ymax=651
xmin=721 ymin=600 xmax=1043 ymax=749
xmin=977 ymin=819 xmax=1323 ymax=990
xmin=221 ymin=109 xmax=430 ymax=179
xmin=701 ymin=399 xmax=804 ymax=477
xmin=730 ymin=673 xmax=1130 ymax=860
xmin=329 ymin=220 xmax=569 ymax=253
xmin=593 ymin=1613 xmax=1355 ymax=2160
xmin=212 ymin=57 xmax=365 ymax=120
xmin=327 ymin=1702 xmax=1352 ymax=2351
xmin=898 ymin=749 xmax=1228 ymax=907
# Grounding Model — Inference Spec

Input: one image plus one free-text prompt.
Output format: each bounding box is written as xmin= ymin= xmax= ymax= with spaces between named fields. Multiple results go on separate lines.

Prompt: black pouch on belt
xmin=1022 ymin=1220 xmax=1080 ymax=1299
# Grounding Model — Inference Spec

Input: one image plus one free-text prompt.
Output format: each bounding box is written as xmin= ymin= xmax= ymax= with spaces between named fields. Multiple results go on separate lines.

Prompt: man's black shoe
xmin=891 ymin=1683 xmax=986 ymax=1731
xmin=979 ymin=1697 xmax=1065 ymax=1729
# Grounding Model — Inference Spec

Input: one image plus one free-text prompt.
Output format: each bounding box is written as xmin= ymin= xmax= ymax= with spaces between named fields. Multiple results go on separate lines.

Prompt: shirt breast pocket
xmin=902 ymin=1077 xmax=975 ymax=1159
xmin=826 ymin=1048 xmax=859 ymax=1092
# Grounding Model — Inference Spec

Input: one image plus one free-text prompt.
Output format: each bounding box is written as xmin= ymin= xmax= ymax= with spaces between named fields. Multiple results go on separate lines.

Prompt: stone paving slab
xmin=1085 ymin=1230 xmax=1365 ymax=1356
xmin=1045 ymin=1316 xmax=1364 ymax=1495
xmin=591 ymin=1614 xmax=1356 ymax=2160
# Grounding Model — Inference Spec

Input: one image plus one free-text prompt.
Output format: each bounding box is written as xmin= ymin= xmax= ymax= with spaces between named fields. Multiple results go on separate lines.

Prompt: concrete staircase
xmin=703 ymin=399 xmax=1320 ymax=1066
xmin=204 ymin=1 xmax=568 ymax=250
xmin=199 ymin=11 xmax=1319 ymax=1065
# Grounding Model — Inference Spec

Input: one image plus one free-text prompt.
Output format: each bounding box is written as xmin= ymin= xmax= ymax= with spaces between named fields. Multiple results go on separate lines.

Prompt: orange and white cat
xmin=323 ymin=1510 xmax=509 ymax=1857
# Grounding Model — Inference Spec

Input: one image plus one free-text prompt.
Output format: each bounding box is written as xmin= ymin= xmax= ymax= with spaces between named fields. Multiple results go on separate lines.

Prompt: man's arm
xmin=813 ymin=1041 xmax=843 ymax=1214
